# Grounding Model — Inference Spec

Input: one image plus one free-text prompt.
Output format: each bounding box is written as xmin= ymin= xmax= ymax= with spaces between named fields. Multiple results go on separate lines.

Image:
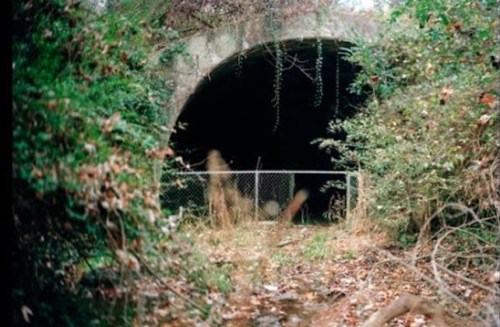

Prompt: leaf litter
xmin=87 ymin=222 xmax=493 ymax=326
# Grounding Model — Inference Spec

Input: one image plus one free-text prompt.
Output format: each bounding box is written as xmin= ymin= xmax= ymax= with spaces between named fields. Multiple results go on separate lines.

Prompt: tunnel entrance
xmin=169 ymin=39 xmax=365 ymax=220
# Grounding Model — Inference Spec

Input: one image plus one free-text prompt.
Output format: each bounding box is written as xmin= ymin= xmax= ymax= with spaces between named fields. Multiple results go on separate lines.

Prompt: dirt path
xmin=192 ymin=222 xmax=431 ymax=327
xmin=137 ymin=221 xmax=490 ymax=326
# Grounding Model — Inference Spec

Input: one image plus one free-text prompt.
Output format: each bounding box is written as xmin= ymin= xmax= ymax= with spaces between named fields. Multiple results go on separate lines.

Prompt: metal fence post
xmin=346 ymin=172 xmax=351 ymax=217
xmin=254 ymin=170 xmax=259 ymax=219
xmin=288 ymin=173 xmax=293 ymax=201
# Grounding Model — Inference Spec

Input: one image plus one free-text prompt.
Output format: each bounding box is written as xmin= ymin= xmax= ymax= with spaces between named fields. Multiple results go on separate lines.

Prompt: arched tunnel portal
xmin=169 ymin=39 xmax=366 ymax=220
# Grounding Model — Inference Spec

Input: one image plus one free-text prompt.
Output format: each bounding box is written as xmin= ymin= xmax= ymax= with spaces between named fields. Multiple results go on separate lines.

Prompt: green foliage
xmin=272 ymin=250 xmax=296 ymax=267
xmin=342 ymin=250 xmax=357 ymax=261
xmin=185 ymin=252 xmax=234 ymax=294
xmin=398 ymin=231 xmax=418 ymax=247
xmin=160 ymin=42 xmax=187 ymax=66
xmin=13 ymin=0 xmax=171 ymax=217
xmin=12 ymin=0 xmax=175 ymax=324
xmin=451 ymin=225 xmax=499 ymax=254
xmin=302 ymin=233 xmax=330 ymax=260
xmin=325 ymin=0 xmax=500 ymax=238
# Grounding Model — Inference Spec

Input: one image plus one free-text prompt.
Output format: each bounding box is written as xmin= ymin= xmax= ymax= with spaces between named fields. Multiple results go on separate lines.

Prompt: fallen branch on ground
xmin=361 ymin=293 xmax=482 ymax=327
xmin=130 ymin=250 xmax=210 ymax=316
xmin=362 ymin=249 xmax=500 ymax=327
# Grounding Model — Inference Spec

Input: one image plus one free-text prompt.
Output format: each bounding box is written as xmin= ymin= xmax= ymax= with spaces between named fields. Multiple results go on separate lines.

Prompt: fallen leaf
xmin=84 ymin=143 xmax=96 ymax=154
xmin=42 ymin=29 xmax=53 ymax=39
xmin=440 ymin=86 xmax=454 ymax=104
xmin=263 ymin=284 xmax=278 ymax=292
xmin=31 ymin=168 xmax=43 ymax=179
xmin=120 ymin=52 xmax=128 ymax=63
xmin=102 ymin=44 xmax=110 ymax=55
xmin=115 ymin=249 xmax=140 ymax=272
xmin=102 ymin=112 xmax=121 ymax=133
xmin=47 ymin=99 xmax=58 ymax=110
xmin=479 ymin=92 xmax=495 ymax=105
xmin=305 ymin=292 xmax=316 ymax=300
xmin=476 ymin=114 xmax=491 ymax=126
xmin=21 ymin=305 xmax=33 ymax=323
xmin=250 ymin=297 xmax=261 ymax=306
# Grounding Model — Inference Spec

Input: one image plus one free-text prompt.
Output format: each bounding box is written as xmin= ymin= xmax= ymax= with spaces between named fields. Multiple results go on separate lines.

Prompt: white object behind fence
xmin=160 ymin=170 xmax=359 ymax=220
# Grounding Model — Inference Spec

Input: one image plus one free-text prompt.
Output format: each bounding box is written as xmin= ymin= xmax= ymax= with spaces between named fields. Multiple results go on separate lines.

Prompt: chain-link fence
xmin=160 ymin=170 xmax=359 ymax=221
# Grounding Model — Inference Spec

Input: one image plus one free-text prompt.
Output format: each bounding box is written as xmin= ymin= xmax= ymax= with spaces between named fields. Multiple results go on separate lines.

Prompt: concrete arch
xmin=160 ymin=6 xmax=384 ymax=219
xmin=164 ymin=7 xmax=381 ymax=133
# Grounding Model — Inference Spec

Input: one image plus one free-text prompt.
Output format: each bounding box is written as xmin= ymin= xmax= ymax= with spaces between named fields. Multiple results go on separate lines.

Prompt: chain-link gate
xmin=160 ymin=170 xmax=359 ymax=220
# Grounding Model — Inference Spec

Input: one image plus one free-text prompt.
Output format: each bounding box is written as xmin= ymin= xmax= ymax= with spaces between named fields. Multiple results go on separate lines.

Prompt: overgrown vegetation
xmin=320 ymin=3 xmax=500 ymax=322
xmin=327 ymin=0 xmax=500 ymax=241
xmin=12 ymin=0 xmax=500 ymax=325
xmin=14 ymin=0 xmax=338 ymax=324
xmin=11 ymin=0 xmax=196 ymax=324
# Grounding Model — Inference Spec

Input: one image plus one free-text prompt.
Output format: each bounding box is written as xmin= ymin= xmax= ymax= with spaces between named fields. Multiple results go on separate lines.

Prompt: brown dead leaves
xmin=439 ymin=86 xmax=454 ymax=105
xmin=190 ymin=222 xmax=496 ymax=327
xmin=479 ymin=92 xmax=495 ymax=105
xmin=115 ymin=249 xmax=140 ymax=272
xmin=206 ymin=150 xmax=254 ymax=227
xmin=101 ymin=112 xmax=121 ymax=134
xmin=76 ymin=153 xmax=160 ymax=220
xmin=46 ymin=98 xmax=70 ymax=110
xmin=145 ymin=147 xmax=175 ymax=160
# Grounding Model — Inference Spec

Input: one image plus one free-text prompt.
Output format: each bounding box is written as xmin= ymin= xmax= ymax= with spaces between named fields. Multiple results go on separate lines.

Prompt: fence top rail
xmin=169 ymin=170 xmax=357 ymax=175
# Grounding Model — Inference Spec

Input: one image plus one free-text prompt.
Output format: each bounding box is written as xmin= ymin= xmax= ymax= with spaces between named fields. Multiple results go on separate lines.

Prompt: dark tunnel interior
xmin=169 ymin=39 xmax=366 ymax=220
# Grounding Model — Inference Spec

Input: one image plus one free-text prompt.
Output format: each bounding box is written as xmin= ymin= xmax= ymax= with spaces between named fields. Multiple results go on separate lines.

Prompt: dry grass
xmin=276 ymin=189 xmax=309 ymax=226
xmin=205 ymin=150 xmax=312 ymax=229
xmin=346 ymin=172 xmax=378 ymax=236
xmin=206 ymin=150 xmax=255 ymax=227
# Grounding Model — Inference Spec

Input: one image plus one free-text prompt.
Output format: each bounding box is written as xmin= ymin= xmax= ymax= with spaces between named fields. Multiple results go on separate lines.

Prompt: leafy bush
xmin=326 ymin=0 xmax=500 ymax=239
xmin=12 ymin=0 xmax=174 ymax=324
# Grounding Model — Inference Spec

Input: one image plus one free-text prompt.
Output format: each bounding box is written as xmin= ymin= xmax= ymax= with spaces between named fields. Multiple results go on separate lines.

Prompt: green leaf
xmin=439 ymin=12 xmax=449 ymax=26
xmin=66 ymin=207 xmax=87 ymax=221
xmin=478 ymin=29 xmax=492 ymax=41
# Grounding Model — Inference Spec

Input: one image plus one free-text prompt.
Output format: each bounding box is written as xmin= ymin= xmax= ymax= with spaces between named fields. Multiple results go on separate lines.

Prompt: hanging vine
xmin=272 ymin=38 xmax=284 ymax=133
xmin=265 ymin=1 xmax=284 ymax=133
xmin=334 ymin=45 xmax=340 ymax=116
xmin=235 ymin=53 xmax=245 ymax=78
xmin=313 ymin=37 xmax=323 ymax=108
xmin=235 ymin=23 xmax=246 ymax=78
